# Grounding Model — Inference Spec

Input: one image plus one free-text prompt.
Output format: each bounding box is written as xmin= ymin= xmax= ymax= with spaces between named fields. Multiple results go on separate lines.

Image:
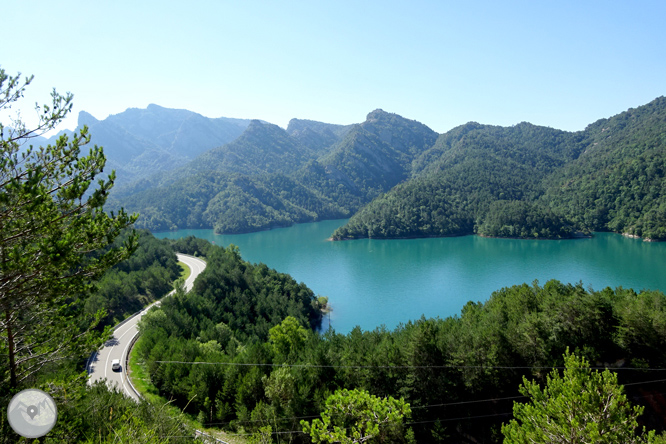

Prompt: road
xmin=87 ymin=253 xmax=207 ymax=401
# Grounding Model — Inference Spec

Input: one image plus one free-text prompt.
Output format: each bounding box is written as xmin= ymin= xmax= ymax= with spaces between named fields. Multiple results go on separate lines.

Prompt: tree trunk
xmin=5 ymin=308 xmax=17 ymax=389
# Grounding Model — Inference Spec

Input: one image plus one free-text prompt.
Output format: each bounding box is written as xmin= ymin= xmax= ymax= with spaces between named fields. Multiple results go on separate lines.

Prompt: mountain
xmin=113 ymin=110 xmax=438 ymax=233
xmin=109 ymin=98 xmax=666 ymax=240
xmin=187 ymin=120 xmax=317 ymax=176
xmin=331 ymin=122 xmax=584 ymax=239
xmin=316 ymin=109 xmax=438 ymax=199
xmin=542 ymin=96 xmax=666 ymax=239
xmin=332 ymin=97 xmax=666 ymax=240
xmin=41 ymin=104 xmax=253 ymax=186
xmin=286 ymin=118 xmax=353 ymax=154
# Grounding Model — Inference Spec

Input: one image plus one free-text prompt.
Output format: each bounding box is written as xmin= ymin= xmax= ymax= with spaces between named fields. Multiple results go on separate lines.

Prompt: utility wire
xmin=196 ymin=378 xmax=666 ymax=428
xmin=151 ymin=359 xmax=666 ymax=372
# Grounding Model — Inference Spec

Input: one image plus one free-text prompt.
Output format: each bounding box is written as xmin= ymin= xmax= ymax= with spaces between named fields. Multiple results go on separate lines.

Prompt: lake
xmin=154 ymin=219 xmax=666 ymax=334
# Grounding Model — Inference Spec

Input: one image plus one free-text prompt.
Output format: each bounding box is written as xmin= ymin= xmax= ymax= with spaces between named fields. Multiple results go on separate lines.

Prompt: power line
xmin=197 ymin=411 xmax=518 ymax=438
xmin=411 ymin=395 xmax=527 ymax=410
xmin=151 ymin=359 xmax=666 ymax=372
xmin=407 ymin=411 xmax=513 ymax=425
xmin=195 ymin=378 xmax=666 ymax=428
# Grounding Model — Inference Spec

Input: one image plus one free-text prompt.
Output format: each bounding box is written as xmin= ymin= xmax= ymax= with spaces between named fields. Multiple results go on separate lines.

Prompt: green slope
xmin=333 ymin=97 xmax=666 ymax=240
xmin=332 ymin=122 xmax=584 ymax=239
xmin=117 ymin=110 xmax=439 ymax=234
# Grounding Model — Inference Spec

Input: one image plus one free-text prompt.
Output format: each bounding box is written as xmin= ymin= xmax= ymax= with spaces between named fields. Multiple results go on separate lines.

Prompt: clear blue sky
xmin=2 ymin=1 xmax=665 ymax=134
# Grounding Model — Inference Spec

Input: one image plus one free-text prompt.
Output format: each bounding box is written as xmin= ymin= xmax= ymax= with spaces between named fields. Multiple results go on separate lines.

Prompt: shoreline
xmin=328 ymin=231 xmax=594 ymax=242
xmin=623 ymin=232 xmax=658 ymax=242
xmin=153 ymin=223 xmax=661 ymax=243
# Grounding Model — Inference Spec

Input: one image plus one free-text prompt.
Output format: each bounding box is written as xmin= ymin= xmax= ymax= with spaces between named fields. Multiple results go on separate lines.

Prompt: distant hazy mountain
xmin=286 ymin=118 xmax=354 ymax=154
xmin=39 ymin=104 xmax=253 ymax=186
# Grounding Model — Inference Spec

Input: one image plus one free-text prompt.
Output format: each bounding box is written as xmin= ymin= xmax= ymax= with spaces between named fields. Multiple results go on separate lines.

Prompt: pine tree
xmin=0 ymin=67 xmax=137 ymax=391
xmin=502 ymin=350 xmax=654 ymax=444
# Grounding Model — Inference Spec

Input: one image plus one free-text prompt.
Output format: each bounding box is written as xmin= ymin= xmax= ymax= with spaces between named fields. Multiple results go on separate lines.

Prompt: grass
xmin=178 ymin=260 xmax=191 ymax=282
xmin=127 ymin=338 xmax=167 ymax=405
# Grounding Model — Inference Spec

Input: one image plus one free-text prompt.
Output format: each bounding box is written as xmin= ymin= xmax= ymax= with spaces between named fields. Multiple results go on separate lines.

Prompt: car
xmin=111 ymin=359 xmax=121 ymax=372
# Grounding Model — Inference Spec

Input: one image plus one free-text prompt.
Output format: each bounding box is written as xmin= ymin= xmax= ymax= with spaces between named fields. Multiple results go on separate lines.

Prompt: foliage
xmin=137 ymin=245 xmax=666 ymax=444
xmin=502 ymin=351 xmax=652 ymax=444
xmin=334 ymin=98 xmax=666 ymax=240
xmin=543 ymin=97 xmax=666 ymax=240
xmin=135 ymin=243 xmax=322 ymax=413
xmin=84 ymin=229 xmax=182 ymax=328
xmin=112 ymin=110 xmax=438 ymax=234
xmin=0 ymin=67 xmax=136 ymax=391
xmin=2 ymin=380 xmax=194 ymax=443
xmin=477 ymin=200 xmax=578 ymax=239
xmin=268 ymin=316 xmax=309 ymax=362
xmin=301 ymin=388 xmax=413 ymax=444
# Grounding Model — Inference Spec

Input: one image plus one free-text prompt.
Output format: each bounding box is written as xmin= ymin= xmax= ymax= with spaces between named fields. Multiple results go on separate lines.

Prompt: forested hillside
xmin=110 ymin=97 xmax=666 ymax=240
xmin=543 ymin=97 xmax=666 ymax=240
xmin=332 ymin=122 xmax=585 ymax=239
xmin=333 ymin=97 xmax=666 ymax=240
xmin=136 ymin=240 xmax=666 ymax=442
xmin=114 ymin=110 xmax=438 ymax=233
xmin=85 ymin=229 xmax=183 ymax=329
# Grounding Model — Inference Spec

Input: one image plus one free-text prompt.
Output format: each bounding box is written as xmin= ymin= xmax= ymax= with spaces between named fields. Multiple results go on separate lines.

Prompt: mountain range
xmin=102 ymin=98 xmax=666 ymax=240
xmin=34 ymin=104 xmax=254 ymax=186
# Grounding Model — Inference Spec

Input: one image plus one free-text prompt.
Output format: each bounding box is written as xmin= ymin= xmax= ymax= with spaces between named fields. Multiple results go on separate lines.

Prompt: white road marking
xmin=89 ymin=253 xmax=207 ymax=400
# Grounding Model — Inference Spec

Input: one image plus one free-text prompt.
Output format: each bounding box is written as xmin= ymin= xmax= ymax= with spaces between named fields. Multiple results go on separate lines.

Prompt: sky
xmin=2 ymin=1 xmax=665 ymax=135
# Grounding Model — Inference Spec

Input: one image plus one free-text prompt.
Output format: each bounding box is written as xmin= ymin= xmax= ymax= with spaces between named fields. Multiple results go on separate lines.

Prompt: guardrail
xmin=194 ymin=430 xmax=230 ymax=443
xmin=86 ymin=307 xmax=145 ymax=378
xmin=87 ymin=254 xmax=220 ymax=441
xmin=123 ymin=330 xmax=143 ymax=400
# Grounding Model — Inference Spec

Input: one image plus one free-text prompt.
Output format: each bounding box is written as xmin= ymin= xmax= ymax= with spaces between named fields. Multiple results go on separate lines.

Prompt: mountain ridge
xmin=37 ymin=105 xmax=255 ymax=186
xmin=333 ymin=97 xmax=666 ymax=240
xmin=105 ymin=97 xmax=666 ymax=240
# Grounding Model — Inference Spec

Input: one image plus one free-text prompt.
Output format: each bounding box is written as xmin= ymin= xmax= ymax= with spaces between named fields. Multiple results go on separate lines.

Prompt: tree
xmin=0 ymin=67 xmax=137 ymax=391
xmin=268 ymin=315 xmax=308 ymax=361
xmin=301 ymin=388 xmax=413 ymax=444
xmin=502 ymin=350 xmax=654 ymax=444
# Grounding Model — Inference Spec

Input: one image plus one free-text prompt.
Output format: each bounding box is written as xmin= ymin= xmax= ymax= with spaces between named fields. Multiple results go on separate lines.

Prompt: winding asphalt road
xmin=87 ymin=253 xmax=207 ymax=401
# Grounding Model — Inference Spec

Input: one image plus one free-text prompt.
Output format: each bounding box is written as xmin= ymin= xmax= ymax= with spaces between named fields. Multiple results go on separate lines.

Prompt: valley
xmin=4 ymin=4 xmax=666 ymax=441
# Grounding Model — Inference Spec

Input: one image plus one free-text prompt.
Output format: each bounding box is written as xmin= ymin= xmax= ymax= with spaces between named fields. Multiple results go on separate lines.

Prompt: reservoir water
xmin=154 ymin=219 xmax=666 ymax=334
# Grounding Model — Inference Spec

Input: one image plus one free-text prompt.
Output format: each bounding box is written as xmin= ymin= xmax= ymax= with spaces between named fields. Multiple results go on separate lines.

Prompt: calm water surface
xmin=154 ymin=219 xmax=666 ymax=333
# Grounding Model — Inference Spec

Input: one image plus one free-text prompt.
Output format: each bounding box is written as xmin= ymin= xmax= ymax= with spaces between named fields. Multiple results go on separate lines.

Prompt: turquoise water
xmin=154 ymin=220 xmax=666 ymax=333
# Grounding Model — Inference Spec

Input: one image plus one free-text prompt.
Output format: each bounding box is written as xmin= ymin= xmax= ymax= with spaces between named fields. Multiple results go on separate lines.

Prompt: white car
xmin=111 ymin=359 xmax=121 ymax=371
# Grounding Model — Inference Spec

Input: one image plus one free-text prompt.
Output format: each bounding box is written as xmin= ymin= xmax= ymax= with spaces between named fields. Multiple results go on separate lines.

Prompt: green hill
xmin=543 ymin=97 xmax=666 ymax=240
xmin=111 ymin=98 xmax=666 ymax=240
xmin=332 ymin=122 xmax=584 ymax=239
xmin=333 ymin=97 xmax=666 ymax=240
xmin=115 ymin=110 xmax=439 ymax=233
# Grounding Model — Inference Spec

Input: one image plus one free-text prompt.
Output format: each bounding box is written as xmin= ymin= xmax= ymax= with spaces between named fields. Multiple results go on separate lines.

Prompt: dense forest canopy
xmin=136 ymin=239 xmax=666 ymax=443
